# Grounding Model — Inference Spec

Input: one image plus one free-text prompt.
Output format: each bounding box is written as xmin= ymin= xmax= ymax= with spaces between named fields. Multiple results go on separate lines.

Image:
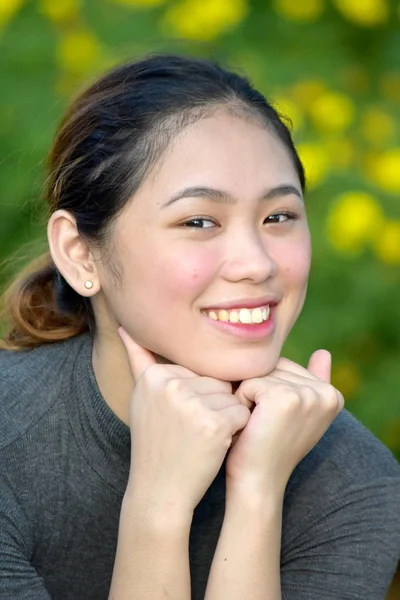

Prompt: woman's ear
xmin=47 ymin=210 xmax=100 ymax=297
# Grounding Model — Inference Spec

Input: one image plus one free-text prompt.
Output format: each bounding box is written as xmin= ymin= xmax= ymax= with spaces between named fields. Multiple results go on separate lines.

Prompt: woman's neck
xmin=92 ymin=327 xmax=134 ymax=426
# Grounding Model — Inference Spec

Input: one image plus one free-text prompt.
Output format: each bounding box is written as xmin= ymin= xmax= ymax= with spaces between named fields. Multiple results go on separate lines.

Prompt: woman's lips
xmin=201 ymin=304 xmax=276 ymax=341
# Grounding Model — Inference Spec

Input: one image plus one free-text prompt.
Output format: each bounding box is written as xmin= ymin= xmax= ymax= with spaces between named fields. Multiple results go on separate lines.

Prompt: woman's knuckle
xmin=201 ymin=414 xmax=225 ymax=438
xmin=325 ymin=385 xmax=341 ymax=410
xmin=280 ymin=386 xmax=302 ymax=409
xmin=164 ymin=377 xmax=184 ymax=396
xmin=302 ymin=386 xmax=318 ymax=409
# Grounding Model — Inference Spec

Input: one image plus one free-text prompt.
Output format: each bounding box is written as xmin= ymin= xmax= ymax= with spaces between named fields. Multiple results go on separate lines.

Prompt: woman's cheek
xmin=154 ymin=248 xmax=217 ymax=298
xmin=278 ymin=236 xmax=311 ymax=284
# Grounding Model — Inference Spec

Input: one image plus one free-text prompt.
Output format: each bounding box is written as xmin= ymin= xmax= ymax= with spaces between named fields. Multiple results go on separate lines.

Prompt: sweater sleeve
xmin=280 ymin=477 xmax=400 ymax=600
xmin=0 ymin=483 xmax=52 ymax=600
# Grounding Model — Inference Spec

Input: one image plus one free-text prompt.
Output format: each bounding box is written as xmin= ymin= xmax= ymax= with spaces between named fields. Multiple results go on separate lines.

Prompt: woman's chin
xmin=153 ymin=352 xmax=278 ymax=382
xmin=193 ymin=361 xmax=277 ymax=383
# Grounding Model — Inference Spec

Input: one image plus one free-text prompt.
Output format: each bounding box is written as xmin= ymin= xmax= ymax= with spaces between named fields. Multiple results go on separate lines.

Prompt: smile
xmin=201 ymin=305 xmax=270 ymax=324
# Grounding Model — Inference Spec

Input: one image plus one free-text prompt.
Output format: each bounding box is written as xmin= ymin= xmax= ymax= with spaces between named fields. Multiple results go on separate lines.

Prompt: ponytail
xmin=0 ymin=253 xmax=91 ymax=351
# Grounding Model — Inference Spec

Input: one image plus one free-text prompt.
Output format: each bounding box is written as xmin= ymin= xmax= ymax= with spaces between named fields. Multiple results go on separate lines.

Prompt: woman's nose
xmin=220 ymin=231 xmax=277 ymax=283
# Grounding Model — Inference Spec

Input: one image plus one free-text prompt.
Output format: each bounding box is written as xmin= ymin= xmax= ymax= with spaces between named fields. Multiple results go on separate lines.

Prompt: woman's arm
xmin=279 ymin=478 xmax=400 ymax=600
xmin=204 ymin=352 xmax=342 ymax=600
xmin=110 ymin=329 xmax=250 ymax=600
xmin=109 ymin=493 xmax=193 ymax=600
xmin=204 ymin=486 xmax=283 ymax=600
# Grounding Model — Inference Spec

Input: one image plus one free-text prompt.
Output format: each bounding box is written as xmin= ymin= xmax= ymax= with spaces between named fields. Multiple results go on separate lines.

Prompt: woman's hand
xmin=118 ymin=327 xmax=251 ymax=517
xmin=225 ymin=350 xmax=344 ymax=500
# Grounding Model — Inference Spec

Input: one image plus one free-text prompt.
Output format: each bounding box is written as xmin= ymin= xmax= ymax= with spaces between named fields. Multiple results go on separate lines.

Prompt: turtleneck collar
xmin=64 ymin=332 xmax=131 ymax=494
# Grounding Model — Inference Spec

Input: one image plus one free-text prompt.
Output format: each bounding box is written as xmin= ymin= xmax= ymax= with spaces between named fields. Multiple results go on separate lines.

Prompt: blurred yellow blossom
xmin=0 ymin=106 xmax=14 ymax=134
xmin=272 ymin=96 xmax=304 ymax=132
xmin=38 ymin=0 xmax=80 ymax=23
xmin=333 ymin=0 xmax=389 ymax=26
xmin=370 ymin=148 xmax=400 ymax=193
xmin=361 ymin=106 xmax=396 ymax=147
xmin=339 ymin=65 xmax=369 ymax=94
xmin=324 ymin=138 xmax=355 ymax=170
xmin=273 ymin=0 xmax=325 ymax=22
xmin=327 ymin=191 xmax=385 ymax=254
xmin=380 ymin=72 xmax=400 ymax=103
xmin=0 ymin=0 xmax=25 ymax=29
xmin=331 ymin=361 xmax=360 ymax=399
xmin=373 ymin=220 xmax=400 ymax=264
xmin=310 ymin=91 xmax=355 ymax=133
xmin=383 ymin=420 xmax=400 ymax=453
xmin=57 ymin=29 xmax=103 ymax=73
xmin=297 ymin=142 xmax=329 ymax=188
xmin=108 ymin=0 xmax=166 ymax=6
xmin=162 ymin=0 xmax=248 ymax=41
xmin=291 ymin=79 xmax=326 ymax=111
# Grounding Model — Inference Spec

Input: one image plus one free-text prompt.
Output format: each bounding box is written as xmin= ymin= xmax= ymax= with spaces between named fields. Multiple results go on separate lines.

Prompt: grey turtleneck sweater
xmin=0 ymin=333 xmax=399 ymax=599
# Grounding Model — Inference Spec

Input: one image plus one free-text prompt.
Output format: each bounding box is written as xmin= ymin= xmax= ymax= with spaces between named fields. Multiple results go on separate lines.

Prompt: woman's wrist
xmin=226 ymin=474 xmax=286 ymax=516
xmin=121 ymin=486 xmax=194 ymax=534
xmin=204 ymin=476 xmax=283 ymax=600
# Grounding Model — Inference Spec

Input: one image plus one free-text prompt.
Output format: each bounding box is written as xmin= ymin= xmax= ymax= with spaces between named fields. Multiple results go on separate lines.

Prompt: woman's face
xmin=97 ymin=110 xmax=311 ymax=381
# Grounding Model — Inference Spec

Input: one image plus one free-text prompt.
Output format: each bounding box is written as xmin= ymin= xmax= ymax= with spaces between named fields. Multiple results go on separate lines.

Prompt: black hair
xmin=1 ymin=53 xmax=305 ymax=349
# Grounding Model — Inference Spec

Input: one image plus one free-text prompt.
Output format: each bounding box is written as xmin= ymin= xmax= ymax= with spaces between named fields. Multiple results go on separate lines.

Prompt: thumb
xmin=118 ymin=326 xmax=156 ymax=382
xmin=307 ymin=349 xmax=331 ymax=383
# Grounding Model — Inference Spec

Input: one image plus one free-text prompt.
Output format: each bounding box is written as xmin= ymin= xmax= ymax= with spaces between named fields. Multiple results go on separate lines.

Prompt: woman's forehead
xmin=140 ymin=112 xmax=299 ymax=200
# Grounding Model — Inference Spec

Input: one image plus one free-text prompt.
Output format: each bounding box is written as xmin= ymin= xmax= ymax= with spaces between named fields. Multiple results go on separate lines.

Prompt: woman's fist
xmin=226 ymin=350 xmax=344 ymax=499
xmin=118 ymin=327 xmax=251 ymax=514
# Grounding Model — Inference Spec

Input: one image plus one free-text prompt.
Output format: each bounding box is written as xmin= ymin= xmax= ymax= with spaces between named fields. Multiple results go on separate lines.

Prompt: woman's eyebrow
xmin=162 ymin=184 xmax=303 ymax=208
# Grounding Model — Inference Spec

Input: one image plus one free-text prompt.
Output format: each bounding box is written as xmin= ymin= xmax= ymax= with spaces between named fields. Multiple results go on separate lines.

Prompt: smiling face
xmin=95 ymin=110 xmax=311 ymax=381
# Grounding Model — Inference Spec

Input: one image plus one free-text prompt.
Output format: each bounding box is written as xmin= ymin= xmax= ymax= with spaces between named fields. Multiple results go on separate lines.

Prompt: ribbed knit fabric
xmin=0 ymin=333 xmax=399 ymax=599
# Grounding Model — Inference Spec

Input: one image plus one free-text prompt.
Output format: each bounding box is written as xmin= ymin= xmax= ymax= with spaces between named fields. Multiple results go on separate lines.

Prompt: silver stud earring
xmin=84 ymin=281 xmax=93 ymax=290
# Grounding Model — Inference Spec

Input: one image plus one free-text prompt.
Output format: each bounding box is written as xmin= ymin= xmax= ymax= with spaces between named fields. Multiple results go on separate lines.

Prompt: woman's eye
xmin=265 ymin=211 xmax=298 ymax=224
xmin=181 ymin=217 xmax=216 ymax=229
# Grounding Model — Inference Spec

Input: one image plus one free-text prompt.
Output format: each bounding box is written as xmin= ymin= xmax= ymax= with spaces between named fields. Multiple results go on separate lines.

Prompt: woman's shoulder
xmin=0 ymin=333 xmax=90 ymax=453
xmin=321 ymin=408 xmax=399 ymax=482
xmin=288 ymin=408 xmax=400 ymax=497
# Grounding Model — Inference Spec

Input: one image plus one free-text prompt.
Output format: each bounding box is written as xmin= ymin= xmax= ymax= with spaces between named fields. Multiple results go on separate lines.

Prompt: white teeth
xmin=252 ymin=307 xmax=263 ymax=323
xmin=202 ymin=305 xmax=271 ymax=324
xmin=239 ymin=308 xmax=251 ymax=324
xmin=219 ymin=310 xmax=230 ymax=322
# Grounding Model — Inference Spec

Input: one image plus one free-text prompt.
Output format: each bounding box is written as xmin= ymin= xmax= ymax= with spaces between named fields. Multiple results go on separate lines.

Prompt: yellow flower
xmin=0 ymin=0 xmax=25 ymax=29
xmin=370 ymin=148 xmax=400 ymax=193
xmin=0 ymin=106 xmax=14 ymax=134
xmin=162 ymin=0 xmax=248 ymax=41
xmin=108 ymin=0 xmax=166 ymax=6
xmin=361 ymin=107 xmax=396 ymax=147
xmin=380 ymin=72 xmax=400 ymax=103
xmin=310 ymin=91 xmax=355 ymax=133
xmin=272 ymin=95 xmax=304 ymax=132
xmin=57 ymin=30 xmax=103 ymax=73
xmin=382 ymin=419 xmax=400 ymax=453
xmin=339 ymin=65 xmax=369 ymax=94
xmin=327 ymin=191 xmax=385 ymax=255
xmin=38 ymin=0 xmax=80 ymax=23
xmin=324 ymin=138 xmax=355 ymax=170
xmin=373 ymin=220 xmax=400 ymax=264
xmin=273 ymin=0 xmax=325 ymax=22
xmin=333 ymin=0 xmax=389 ymax=26
xmin=297 ymin=143 xmax=329 ymax=189
xmin=331 ymin=362 xmax=360 ymax=400
xmin=291 ymin=79 xmax=326 ymax=112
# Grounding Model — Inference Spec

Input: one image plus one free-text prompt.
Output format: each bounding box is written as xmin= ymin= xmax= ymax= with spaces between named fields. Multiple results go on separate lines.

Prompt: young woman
xmin=0 ymin=54 xmax=399 ymax=600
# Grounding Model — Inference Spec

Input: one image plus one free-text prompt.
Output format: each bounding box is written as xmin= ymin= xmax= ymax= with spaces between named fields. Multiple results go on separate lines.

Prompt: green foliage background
xmin=0 ymin=0 xmax=399 ymax=459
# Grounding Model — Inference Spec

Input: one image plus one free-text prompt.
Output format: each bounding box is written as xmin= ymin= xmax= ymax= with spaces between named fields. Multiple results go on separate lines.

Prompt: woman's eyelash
xmin=181 ymin=217 xmax=216 ymax=229
xmin=181 ymin=212 xmax=299 ymax=229
xmin=265 ymin=211 xmax=299 ymax=223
